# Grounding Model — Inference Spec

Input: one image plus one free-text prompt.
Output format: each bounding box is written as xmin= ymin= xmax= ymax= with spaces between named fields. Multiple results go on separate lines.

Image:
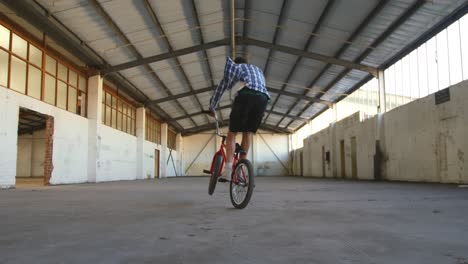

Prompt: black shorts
xmin=229 ymin=89 xmax=268 ymax=133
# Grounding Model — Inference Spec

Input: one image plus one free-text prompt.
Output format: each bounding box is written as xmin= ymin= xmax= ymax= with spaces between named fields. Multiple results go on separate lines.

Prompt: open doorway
xmin=16 ymin=108 xmax=53 ymax=187
xmin=154 ymin=149 xmax=160 ymax=179
xmin=340 ymin=140 xmax=346 ymax=178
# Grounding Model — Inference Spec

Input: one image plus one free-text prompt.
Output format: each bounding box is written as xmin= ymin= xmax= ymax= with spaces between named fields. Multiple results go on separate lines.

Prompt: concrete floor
xmin=1 ymin=177 xmax=467 ymax=264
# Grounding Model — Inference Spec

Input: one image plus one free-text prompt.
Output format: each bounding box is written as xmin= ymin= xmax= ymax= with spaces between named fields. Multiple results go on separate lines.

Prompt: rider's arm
xmin=209 ymin=57 xmax=240 ymax=111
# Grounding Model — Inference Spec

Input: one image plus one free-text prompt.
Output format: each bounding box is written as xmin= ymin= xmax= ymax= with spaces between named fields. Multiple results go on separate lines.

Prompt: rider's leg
xmin=226 ymin=131 xmax=237 ymax=164
xmin=240 ymin=132 xmax=251 ymax=160
xmin=220 ymin=131 xmax=237 ymax=181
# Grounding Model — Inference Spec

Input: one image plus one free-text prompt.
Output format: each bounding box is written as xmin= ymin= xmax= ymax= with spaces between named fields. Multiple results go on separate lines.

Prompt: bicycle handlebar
xmin=203 ymin=110 xmax=222 ymax=137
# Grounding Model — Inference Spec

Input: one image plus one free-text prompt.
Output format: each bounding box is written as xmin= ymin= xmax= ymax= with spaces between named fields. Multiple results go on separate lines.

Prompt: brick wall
xmin=43 ymin=116 xmax=54 ymax=185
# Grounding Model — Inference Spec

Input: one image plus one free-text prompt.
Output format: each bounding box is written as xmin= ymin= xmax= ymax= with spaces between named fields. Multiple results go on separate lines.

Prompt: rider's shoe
xmin=218 ymin=167 xmax=232 ymax=182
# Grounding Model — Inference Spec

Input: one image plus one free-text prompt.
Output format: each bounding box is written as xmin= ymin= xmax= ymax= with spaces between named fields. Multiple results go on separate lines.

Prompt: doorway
xmin=154 ymin=149 xmax=160 ymax=179
xmin=16 ymin=108 xmax=52 ymax=187
xmin=350 ymin=137 xmax=357 ymax=179
xmin=340 ymin=140 xmax=346 ymax=178
xmin=321 ymin=146 xmax=326 ymax=177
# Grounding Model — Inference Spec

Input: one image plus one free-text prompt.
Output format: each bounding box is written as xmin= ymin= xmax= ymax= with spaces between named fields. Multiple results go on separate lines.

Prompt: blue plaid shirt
xmin=209 ymin=57 xmax=269 ymax=111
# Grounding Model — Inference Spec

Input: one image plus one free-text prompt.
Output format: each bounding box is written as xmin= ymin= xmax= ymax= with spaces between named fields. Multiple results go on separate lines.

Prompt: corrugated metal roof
xmin=16 ymin=0 xmax=465 ymax=133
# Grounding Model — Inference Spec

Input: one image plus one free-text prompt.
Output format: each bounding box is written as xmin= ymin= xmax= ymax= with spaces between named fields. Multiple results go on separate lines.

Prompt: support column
xmin=375 ymin=70 xmax=386 ymax=180
xmin=175 ymin=133 xmax=182 ymax=176
xmin=378 ymin=70 xmax=386 ymax=114
xmin=87 ymin=75 xmax=103 ymax=183
xmin=252 ymin=134 xmax=257 ymax=175
xmin=136 ymin=107 xmax=146 ymax=179
xmin=330 ymin=103 xmax=338 ymax=178
xmin=160 ymin=123 xmax=168 ymax=178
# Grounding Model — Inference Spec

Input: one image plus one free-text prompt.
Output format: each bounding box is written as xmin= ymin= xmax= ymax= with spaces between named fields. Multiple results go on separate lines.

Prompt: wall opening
xmin=16 ymin=108 xmax=53 ymax=187
xmin=321 ymin=146 xmax=326 ymax=177
xmin=351 ymin=137 xmax=357 ymax=179
xmin=340 ymin=140 xmax=346 ymax=178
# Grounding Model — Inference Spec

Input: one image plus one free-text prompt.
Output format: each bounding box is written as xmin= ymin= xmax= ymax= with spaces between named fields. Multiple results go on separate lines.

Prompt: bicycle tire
xmin=208 ymin=154 xmax=223 ymax=195
xmin=230 ymin=159 xmax=254 ymax=209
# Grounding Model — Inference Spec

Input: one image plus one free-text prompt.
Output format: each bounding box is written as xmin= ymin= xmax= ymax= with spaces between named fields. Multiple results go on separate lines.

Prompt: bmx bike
xmin=202 ymin=110 xmax=254 ymax=209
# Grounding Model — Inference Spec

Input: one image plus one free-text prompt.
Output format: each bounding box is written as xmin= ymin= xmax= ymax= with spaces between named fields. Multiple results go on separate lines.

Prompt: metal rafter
xmin=267 ymin=0 xmax=335 ymax=127
xmin=241 ymin=0 xmax=250 ymax=56
xmin=190 ymin=0 xmax=223 ymax=121
xmin=3 ymin=0 xmax=179 ymax=130
xmin=239 ymin=38 xmax=378 ymax=75
xmin=173 ymin=105 xmax=307 ymax=122
xmin=102 ymin=37 xmax=377 ymax=76
xmin=263 ymin=0 xmax=288 ymax=75
xmin=182 ymin=120 xmax=292 ymax=136
xmin=89 ymin=0 xmax=198 ymax=127
xmin=230 ymin=0 xmax=236 ymax=58
xmin=142 ymin=0 xmax=209 ymax=124
xmin=101 ymin=38 xmax=229 ymax=74
xmin=146 ymin=85 xmax=325 ymax=105
xmin=285 ymin=0 xmax=392 ymax=130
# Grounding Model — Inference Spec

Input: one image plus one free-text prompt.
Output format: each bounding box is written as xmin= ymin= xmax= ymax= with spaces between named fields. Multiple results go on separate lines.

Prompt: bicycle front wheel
xmin=208 ymin=154 xmax=223 ymax=195
xmin=230 ymin=159 xmax=254 ymax=209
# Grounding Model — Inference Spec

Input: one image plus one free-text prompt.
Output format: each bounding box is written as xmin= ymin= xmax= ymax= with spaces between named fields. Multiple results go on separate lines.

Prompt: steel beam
xmin=143 ymin=0 xmax=208 ymax=123
xmin=263 ymin=0 xmax=289 ymax=74
xmin=290 ymin=0 xmax=425 ymax=130
xmin=102 ymin=36 xmax=377 ymax=76
xmin=100 ymin=38 xmax=229 ymax=74
xmin=269 ymin=0 xmax=336 ymax=127
xmin=148 ymin=86 xmax=214 ymax=105
xmin=285 ymin=0 xmax=390 ymax=129
xmin=241 ymin=0 xmax=250 ymax=55
xmin=147 ymin=85 xmax=326 ymax=105
xmin=230 ymin=0 xmax=236 ymax=58
xmin=190 ymin=0 xmax=223 ymax=121
xmin=239 ymin=38 xmax=378 ymax=75
xmin=182 ymin=120 xmax=291 ymax=136
xmin=89 ymin=0 xmax=197 ymax=127
xmin=173 ymin=105 xmax=307 ymax=122
xmin=2 ymin=0 xmax=178 ymax=130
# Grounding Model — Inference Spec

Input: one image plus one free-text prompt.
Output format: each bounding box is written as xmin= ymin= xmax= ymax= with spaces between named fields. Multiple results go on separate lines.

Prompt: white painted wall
xmin=182 ymin=130 xmax=289 ymax=176
xmin=16 ymin=130 xmax=45 ymax=177
xmin=0 ymin=87 xmax=89 ymax=188
xmin=96 ymin=125 xmax=137 ymax=182
xmin=298 ymin=80 xmax=468 ymax=184
xmin=383 ymin=80 xmax=468 ymax=183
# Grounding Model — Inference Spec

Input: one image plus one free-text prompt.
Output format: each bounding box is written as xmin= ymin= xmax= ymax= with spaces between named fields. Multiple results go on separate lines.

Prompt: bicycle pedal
xmin=218 ymin=178 xmax=230 ymax=183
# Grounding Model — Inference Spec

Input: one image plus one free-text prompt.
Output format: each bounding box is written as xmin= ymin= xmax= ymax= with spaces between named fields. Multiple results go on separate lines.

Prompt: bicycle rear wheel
xmin=230 ymin=159 xmax=254 ymax=209
xmin=208 ymin=154 xmax=223 ymax=195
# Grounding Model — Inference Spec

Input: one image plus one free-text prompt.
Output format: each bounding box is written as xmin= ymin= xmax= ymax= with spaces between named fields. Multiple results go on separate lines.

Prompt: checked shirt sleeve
xmin=209 ymin=57 xmax=240 ymax=111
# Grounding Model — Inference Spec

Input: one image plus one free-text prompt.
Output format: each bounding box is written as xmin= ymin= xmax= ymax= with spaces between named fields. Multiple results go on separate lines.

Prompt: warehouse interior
xmin=1 ymin=0 xmax=468 ymax=263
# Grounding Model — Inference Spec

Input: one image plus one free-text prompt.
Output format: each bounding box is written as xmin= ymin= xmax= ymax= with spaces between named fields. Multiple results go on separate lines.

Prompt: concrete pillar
xmin=378 ymin=70 xmax=386 ymax=114
xmin=87 ymin=75 xmax=103 ymax=183
xmin=375 ymin=70 xmax=386 ymax=180
xmin=252 ymin=134 xmax=257 ymax=175
xmin=160 ymin=123 xmax=168 ymax=178
xmin=330 ymin=104 xmax=338 ymax=178
xmin=136 ymin=107 xmax=146 ymax=179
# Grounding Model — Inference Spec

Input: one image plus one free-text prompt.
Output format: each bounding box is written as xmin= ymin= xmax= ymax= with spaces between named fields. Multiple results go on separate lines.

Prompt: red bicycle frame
xmin=209 ymin=135 xmax=247 ymax=184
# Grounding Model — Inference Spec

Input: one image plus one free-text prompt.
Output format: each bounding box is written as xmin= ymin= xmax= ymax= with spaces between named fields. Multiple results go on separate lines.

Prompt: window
xmin=167 ymin=128 xmax=177 ymax=150
xmin=10 ymin=56 xmax=26 ymax=94
xmin=0 ymin=21 xmax=88 ymax=117
xmin=146 ymin=113 xmax=161 ymax=144
xmin=102 ymin=86 xmax=136 ymax=136
xmin=0 ymin=50 xmax=8 ymax=86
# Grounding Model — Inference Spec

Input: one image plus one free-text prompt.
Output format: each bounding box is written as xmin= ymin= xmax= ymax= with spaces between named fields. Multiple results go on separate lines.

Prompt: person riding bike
xmin=208 ymin=56 xmax=270 ymax=182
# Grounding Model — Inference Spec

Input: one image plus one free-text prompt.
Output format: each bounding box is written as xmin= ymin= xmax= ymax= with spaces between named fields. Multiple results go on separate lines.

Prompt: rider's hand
xmin=207 ymin=111 xmax=215 ymax=117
